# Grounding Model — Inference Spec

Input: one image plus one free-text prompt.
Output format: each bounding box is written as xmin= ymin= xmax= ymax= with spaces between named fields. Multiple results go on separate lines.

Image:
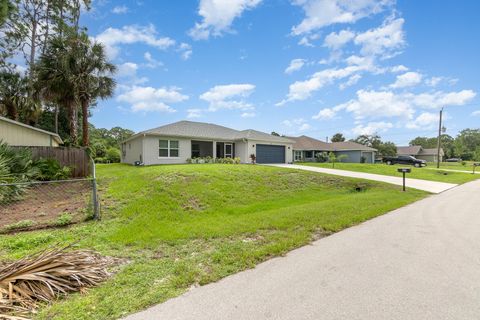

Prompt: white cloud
xmin=390 ymin=65 xmax=409 ymax=73
xmin=299 ymin=123 xmax=312 ymax=131
xmin=282 ymin=118 xmax=307 ymax=127
xmin=178 ymin=43 xmax=193 ymax=60
xmin=407 ymin=90 xmax=476 ymax=109
xmin=117 ymin=86 xmax=188 ymax=113
xmin=96 ymin=24 xmax=175 ymax=59
xmin=354 ymin=17 xmax=405 ymax=59
xmin=405 ymin=112 xmax=439 ymax=130
xmin=143 ymin=52 xmax=163 ymax=68
xmin=323 ymin=29 xmax=355 ymax=50
xmin=117 ymin=62 xmax=138 ymax=78
xmin=187 ymin=108 xmax=203 ymax=118
xmin=472 ymin=110 xmax=480 ymax=116
xmin=200 ymin=84 xmax=255 ymax=111
xmin=241 ymin=112 xmax=256 ymax=118
xmin=112 ymin=5 xmax=128 ymax=14
xmin=425 ymin=76 xmax=443 ymax=87
xmin=189 ymin=0 xmax=262 ymax=40
xmin=285 ymin=59 xmax=306 ymax=74
xmin=298 ymin=33 xmax=321 ymax=47
xmin=390 ymin=71 xmax=423 ymax=88
xmin=277 ymin=63 xmax=375 ymax=105
xmin=352 ymin=121 xmax=393 ymax=135
xmin=312 ymin=107 xmax=337 ymax=120
xmin=291 ymin=0 xmax=392 ymax=36
xmin=339 ymin=74 xmax=361 ymax=90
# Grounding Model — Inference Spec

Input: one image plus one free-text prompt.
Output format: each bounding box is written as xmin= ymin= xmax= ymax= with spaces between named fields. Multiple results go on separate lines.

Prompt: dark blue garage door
xmin=256 ymin=144 xmax=285 ymax=163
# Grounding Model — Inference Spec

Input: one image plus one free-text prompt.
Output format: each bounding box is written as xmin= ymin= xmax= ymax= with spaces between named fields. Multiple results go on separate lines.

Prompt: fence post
xmin=91 ymin=157 xmax=100 ymax=220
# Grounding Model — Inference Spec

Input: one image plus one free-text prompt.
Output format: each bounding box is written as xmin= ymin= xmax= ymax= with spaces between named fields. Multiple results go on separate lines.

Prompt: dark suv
xmin=382 ymin=155 xmax=427 ymax=167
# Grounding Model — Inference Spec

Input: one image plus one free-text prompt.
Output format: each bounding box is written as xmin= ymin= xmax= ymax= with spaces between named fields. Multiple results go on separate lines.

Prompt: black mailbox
xmin=397 ymin=168 xmax=411 ymax=173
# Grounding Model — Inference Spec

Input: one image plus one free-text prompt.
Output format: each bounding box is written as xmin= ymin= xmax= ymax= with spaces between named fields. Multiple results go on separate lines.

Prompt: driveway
xmin=268 ymin=164 xmax=457 ymax=193
xmin=124 ymin=179 xmax=480 ymax=320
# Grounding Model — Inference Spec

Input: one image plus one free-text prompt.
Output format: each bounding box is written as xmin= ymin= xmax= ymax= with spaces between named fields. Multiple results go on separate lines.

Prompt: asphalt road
xmin=124 ymin=179 xmax=480 ymax=320
xmin=268 ymin=164 xmax=457 ymax=193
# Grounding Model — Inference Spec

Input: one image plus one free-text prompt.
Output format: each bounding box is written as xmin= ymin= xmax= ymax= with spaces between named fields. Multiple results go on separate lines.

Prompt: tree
xmin=331 ymin=133 xmax=345 ymax=142
xmin=328 ymin=152 xmax=347 ymax=168
xmin=0 ymin=0 xmax=14 ymax=26
xmin=376 ymin=141 xmax=397 ymax=156
xmin=271 ymin=131 xmax=280 ymax=136
xmin=70 ymin=32 xmax=116 ymax=146
xmin=0 ymin=71 xmax=25 ymax=120
xmin=454 ymin=129 xmax=480 ymax=160
xmin=353 ymin=134 xmax=397 ymax=157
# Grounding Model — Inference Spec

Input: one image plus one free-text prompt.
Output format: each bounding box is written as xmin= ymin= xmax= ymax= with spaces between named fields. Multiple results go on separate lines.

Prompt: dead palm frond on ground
xmin=0 ymin=246 xmax=111 ymax=319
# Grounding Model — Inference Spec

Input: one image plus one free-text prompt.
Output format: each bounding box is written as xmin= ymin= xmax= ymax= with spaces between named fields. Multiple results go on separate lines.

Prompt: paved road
xmin=268 ymin=164 xmax=457 ymax=193
xmin=124 ymin=179 xmax=480 ymax=320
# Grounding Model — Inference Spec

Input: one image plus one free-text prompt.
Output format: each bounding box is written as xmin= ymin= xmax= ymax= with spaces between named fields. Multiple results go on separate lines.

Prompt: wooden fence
xmin=14 ymin=146 xmax=91 ymax=178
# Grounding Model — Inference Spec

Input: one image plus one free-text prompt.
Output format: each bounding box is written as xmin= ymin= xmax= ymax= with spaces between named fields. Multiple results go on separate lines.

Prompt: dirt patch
xmin=181 ymin=196 xmax=205 ymax=211
xmin=0 ymin=181 xmax=91 ymax=233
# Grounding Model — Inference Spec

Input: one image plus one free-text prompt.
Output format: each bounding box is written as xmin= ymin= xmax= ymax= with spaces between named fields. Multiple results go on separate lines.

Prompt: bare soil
xmin=0 ymin=181 xmax=91 ymax=232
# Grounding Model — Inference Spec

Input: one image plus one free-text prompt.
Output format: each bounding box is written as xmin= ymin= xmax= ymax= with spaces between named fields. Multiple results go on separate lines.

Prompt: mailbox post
xmin=397 ymin=167 xmax=411 ymax=191
xmin=474 ymin=163 xmax=480 ymax=174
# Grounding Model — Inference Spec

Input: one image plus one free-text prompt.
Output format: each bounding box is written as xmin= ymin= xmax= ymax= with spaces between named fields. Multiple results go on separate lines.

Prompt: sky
xmin=83 ymin=0 xmax=480 ymax=145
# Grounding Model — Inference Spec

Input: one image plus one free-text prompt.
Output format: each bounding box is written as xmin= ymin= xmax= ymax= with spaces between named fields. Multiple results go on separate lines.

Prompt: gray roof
xmin=420 ymin=148 xmax=444 ymax=156
xmin=0 ymin=116 xmax=63 ymax=144
xmin=332 ymin=141 xmax=377 ymax=152
xmin=287 ymin=135 xmax=333 ymax=151
xmin=125 ymin=121 xmax=293 ymax=144
xmin=397 ymin=146 xmax=422 ymax=155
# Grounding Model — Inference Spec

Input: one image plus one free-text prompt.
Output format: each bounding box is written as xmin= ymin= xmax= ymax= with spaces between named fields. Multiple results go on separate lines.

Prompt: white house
xmin=121 ymin=120 xmax=294 ymax=165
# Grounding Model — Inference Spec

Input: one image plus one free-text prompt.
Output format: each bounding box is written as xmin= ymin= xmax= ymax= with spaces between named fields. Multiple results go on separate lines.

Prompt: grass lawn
xmin=427 ymin=161 xmax=478 ymax=171
xmin=0 ymin=164 xmax=428 ymax=319
xmin=298 ymin=162 xmax=479 ymax=184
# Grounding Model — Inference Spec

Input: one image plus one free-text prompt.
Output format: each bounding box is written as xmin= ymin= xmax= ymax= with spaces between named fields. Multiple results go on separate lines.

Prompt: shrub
xmin=315 ymin=152 xmax=328 ymax=163
xmin=55 ymin=213 xmax=73 ymax=227
xmin=106 ymin=148 xmax=121 ymax=163
xmin=360 ymin=156 xmax=366 ymax=164
xmin=33 ymin=158 xmax=71 ymax=181
xmin=461 ymin=161 xmax=467 ymax=166
xmin=3 ymin=219 xmax=35 ymax=232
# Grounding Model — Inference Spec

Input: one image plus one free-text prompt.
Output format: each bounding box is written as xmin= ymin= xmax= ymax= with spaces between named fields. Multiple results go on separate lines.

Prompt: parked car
xmin=382 ymin=155 xmax=427 ymax=167
xmin=445 ymin=158 xmax=462 ymax=162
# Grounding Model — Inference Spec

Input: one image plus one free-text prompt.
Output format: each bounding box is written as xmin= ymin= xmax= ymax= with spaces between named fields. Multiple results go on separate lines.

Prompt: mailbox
xmin=397 ymin=168 xmax=411 ymax=173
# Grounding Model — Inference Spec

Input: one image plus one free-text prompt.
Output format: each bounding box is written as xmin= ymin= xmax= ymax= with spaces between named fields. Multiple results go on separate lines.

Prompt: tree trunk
xmin=54 ymin=104 xmax=59 ymax=134
xmin=81 ymin=98 xmax=89 ymax=146
xmin=68 ymin=100 xmax=78 ymax=144
xmin=5 ymin=101 xmax=18 ymax=121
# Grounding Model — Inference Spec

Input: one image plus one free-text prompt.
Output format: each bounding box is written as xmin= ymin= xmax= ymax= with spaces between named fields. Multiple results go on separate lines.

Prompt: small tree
xmin=331 ymin=133 xmax=345 ymax=142
xmin=328 ymin=152 xmax=347 ymax=168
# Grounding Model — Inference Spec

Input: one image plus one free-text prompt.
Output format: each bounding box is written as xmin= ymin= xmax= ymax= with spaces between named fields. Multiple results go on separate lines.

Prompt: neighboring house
xmin=0 ymin=116 xmax=63 ymax=147
xmin=397 ymin=146 xmax=444 ymax=162
xmin=288 ymin=135 xmax=377 ymax=163
xmin=121 ymin=120 xmax=294 ymax=165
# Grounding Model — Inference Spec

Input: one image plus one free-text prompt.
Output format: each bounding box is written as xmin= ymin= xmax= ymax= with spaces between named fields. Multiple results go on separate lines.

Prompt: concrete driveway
xmin=268 ymin=164 xmax=457 ymax=193
xmin=124 ymin=179 xmax=480 ymax=320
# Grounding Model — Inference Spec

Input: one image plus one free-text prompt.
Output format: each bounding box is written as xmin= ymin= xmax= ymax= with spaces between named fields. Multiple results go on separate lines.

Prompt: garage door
xmin=256 ymin=144 xmax=285 ymax=163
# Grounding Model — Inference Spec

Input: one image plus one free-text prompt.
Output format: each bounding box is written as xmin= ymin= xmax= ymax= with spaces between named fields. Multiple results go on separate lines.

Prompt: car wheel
xmin=387 ymin=161 xmax=392 ymax=165
xmin=414 ymin=163 xmax=420 ymax=168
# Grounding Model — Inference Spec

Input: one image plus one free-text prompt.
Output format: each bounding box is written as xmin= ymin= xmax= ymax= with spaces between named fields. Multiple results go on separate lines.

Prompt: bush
xmin=188 ymin=157 xmax=241 ymax=164
xmin=33 ymin=158 xmax=71 ymax=181
xmin=105 ymin=148 xmax=121 ymax=163
xmin=360 ymin=156 xmax=366 ymax=164
xmin=55 ymin=213 xmax=73 ymax=227
xmin=315 ymin=152 xmax=328 ymax=163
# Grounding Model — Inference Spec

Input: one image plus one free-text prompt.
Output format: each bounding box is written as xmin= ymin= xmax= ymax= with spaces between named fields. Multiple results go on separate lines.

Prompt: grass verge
xmin=298 ymin=162 xmax=479 ymax=184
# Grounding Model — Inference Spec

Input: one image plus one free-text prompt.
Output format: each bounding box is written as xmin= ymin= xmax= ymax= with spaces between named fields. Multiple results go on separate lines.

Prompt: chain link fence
xmin=0 ymin=160 xmax=100 ymax=234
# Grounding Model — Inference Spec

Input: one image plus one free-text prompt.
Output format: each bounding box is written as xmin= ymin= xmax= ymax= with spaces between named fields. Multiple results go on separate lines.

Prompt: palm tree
xmin=36 ymin=33 xmax=79 ymax=144
xmin=71 ymin=32 xmax=116 ymax=146
xmin=0 ymin=71 xmax=24 ymax=120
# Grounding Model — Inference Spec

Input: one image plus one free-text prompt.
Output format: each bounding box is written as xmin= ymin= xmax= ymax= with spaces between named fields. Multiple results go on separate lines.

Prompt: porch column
xmin=212 ymin=141 xmax=216 ymax=159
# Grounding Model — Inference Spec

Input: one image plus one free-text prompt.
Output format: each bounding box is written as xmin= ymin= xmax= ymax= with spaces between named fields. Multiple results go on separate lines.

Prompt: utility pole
xmin=436 ymin=107 xmax=443 ymax=169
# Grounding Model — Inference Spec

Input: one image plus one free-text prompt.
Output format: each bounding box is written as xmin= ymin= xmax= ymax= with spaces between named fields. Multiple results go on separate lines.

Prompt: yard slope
xmin=0 ymin=164 xmax=427 ymax=319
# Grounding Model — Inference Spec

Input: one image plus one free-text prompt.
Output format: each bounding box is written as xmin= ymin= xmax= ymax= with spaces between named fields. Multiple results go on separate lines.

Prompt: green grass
xmin=0 ymin=164 xmax=428 ymax=319
xmin=427 ymin=161 xmax=478 ymax=171
xmin=298 ymin=162 xmax=479 ymax=184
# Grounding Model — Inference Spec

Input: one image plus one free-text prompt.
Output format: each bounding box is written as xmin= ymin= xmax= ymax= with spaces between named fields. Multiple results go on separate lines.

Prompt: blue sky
xmin=84 ymin=0 xmax=480 ymax=144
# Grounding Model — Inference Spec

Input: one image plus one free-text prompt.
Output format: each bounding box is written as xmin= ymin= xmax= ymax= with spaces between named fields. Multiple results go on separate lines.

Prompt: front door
xmin=225 ymin=143 xmax=233 ymax=158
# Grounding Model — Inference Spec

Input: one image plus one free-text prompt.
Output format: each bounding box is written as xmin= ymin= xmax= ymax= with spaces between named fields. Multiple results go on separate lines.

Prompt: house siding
xmin=143 ymin=136 xmax=191 ymax=165
xmin=0 ymin=120 xmax=59 ymax=147
xmin=121 ymin=135 xmax=144 ymax=164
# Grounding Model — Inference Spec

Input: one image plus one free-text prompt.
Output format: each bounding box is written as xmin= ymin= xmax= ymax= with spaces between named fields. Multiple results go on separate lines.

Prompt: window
xmin=159 ymin=140 xmax=179 ymax=157
xmin=294 ymin=151 xmax=302 ymax=161
xmin=304 ymin=151 xmax=313 ymax=158
xmin=192 ymin=143 xmax=200 ymax=158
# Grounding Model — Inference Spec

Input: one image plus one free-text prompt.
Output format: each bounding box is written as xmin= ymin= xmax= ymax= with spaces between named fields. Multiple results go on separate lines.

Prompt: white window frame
xmin=294 ymin=151 xmax=302 ymax=161
xmin=159 ymin=139 xmax=179 ymax=158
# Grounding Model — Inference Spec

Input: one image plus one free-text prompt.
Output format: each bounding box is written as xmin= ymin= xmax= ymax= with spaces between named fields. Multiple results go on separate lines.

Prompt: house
xmin=121 ymin=120 xmax=294 ymax=165
xmin=288 ymin=135 xmax=377 ymax=163
xmin=0 ymin=116 xmax=63 ymax=147
xmin=397 ymin=146 xmax=444 ymax=162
